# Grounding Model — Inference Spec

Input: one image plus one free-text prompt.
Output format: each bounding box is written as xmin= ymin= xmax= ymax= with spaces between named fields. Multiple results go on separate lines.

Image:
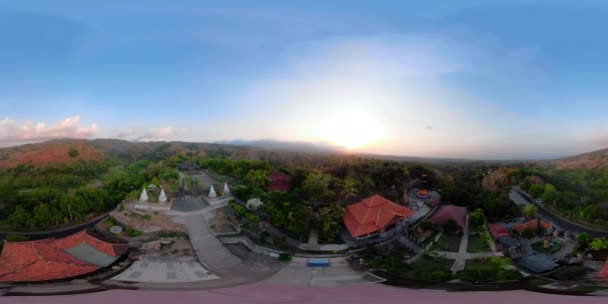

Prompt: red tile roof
xmin=513 ymin=219 xmax=552 ymax=234
xmin=266 ymin=171 xmax=292 ymax=192
xmin=0 ymin=230 xmax=127 ymax=283
xmin=598 ymin=258 xmax=608 ymax=280
xmin=430 ymin=205 xmax=467 ymax=229
xmin=488 ymin=223 xmax=510 ymax=240
xmin=51 ymin=230 xmax=128 ymax=256
xmin=343 ymin=195 xmax=414 ymax=237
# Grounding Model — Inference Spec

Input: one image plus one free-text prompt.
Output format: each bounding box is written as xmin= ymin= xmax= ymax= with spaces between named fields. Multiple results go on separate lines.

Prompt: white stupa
xmin=159 ymin=188 xmax=167 ymax=203
xmin=139 ymin=188 xmax=149 ymax=202
xmin=208 ymin=185 xmax=217 ymax=198
xmin=223 ymin=183 xmax=230 ymax=195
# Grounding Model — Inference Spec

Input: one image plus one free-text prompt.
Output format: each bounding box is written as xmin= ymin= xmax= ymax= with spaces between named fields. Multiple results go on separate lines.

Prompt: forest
xmin=515 ymin=167 xmax=608 ymax=228
xmin=0 ymin=154 xmax=180 ymax=230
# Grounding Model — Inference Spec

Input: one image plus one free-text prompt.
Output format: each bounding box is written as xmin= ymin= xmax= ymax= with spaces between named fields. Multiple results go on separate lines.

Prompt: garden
xmin=532 ymin=240 xmax=562 ymax=254
xmin=430 ymin=233 xmax=461 ymax=252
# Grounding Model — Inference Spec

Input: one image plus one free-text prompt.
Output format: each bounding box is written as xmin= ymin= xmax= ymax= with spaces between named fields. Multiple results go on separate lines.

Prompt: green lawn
xmin=532 ymin=240 xmax=562 ymax=254
xmin=460 ymin=257 xmax=523 ymax=283
xmin=430 ymin=233 xmax=461 ymax=252
xmin=467 ymin=234 xmax=491 ymax=253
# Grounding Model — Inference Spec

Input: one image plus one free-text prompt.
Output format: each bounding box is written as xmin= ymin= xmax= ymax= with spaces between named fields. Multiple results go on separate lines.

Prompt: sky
xmin=1 ymin=0 xmax=608 ymax=159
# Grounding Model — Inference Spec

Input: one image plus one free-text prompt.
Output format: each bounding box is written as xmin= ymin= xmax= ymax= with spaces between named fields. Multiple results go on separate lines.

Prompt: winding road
xmin=510 ymin=188 xmax=608 ymax=238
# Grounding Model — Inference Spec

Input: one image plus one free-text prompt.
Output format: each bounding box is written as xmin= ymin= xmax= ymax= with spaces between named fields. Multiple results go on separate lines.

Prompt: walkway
xmin=264 ymin=257 xmax=384 ymax=287
xmin=112 ymin=256 xmax=218 ymax=283
xmin=431 ymin=215 xmax=502 ymax=272
xmin=185 ymin=214 xmax=241 ymax=271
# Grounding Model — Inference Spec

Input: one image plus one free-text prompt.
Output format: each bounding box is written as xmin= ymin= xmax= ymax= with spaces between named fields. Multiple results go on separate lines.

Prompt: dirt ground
xmin=111 ymin=203 xmax=186 ymax=233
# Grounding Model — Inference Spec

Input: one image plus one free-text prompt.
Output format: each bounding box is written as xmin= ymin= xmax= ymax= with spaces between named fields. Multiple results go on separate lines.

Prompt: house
xmin=513 ymin=219 xmax=552 ymax=235
xmin=343 ymin=195 xmax=415 ymax=239
xmin=429 ymin=205 xmax=467 ymax=231
xmin=0 ymin=230 xmax=128 ymax=283
xmin=489 ymin=223 xmax=510 ymax=240
xmin=488 ymin=223 xmax=523 ymax=255
xmin=266 ymin=171 xmax=292 ymax=192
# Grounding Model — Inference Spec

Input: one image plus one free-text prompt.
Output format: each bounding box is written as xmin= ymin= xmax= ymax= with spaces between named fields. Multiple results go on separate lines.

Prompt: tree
xmin=576 ymin=232 xmax=592 ymax=248
xmin=244 ymin=169 xmax=270 ymax=188
xmin=68 ymin=147 xmax=79 ymax=158
xmin=469 ymin=208 xmax=485 ymax=227
xmin=33 ymin=203 xmax=53 ymax=227
xmin=317 ymin=204 xmax=344 ymax=243
xmin=522 ymin=205 xmax=538 ymax=218
xmin=590 ymin=238 xmax=608 ymax=251
xmin=528 ymin=184 xmax=545 ymax=198
xmin=300 ymin=172 xmax=336 ymax=206
xmin=522 ymin=227 xmax=535 ymax=238
xmin=8 ymin=206 xmax=31 ymax=229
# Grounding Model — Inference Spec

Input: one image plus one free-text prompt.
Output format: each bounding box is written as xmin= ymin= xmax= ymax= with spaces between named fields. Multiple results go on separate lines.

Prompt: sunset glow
xmin=315 ymin=111 xmax=387 ymax=150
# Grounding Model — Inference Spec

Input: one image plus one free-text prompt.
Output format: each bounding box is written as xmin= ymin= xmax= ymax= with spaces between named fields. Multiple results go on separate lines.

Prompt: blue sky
xmin=1 ymin=0 xmax=608 ymax=159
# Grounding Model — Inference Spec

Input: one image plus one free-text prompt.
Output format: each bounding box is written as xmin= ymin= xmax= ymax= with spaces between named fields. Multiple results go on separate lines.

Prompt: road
xmin=510 ymin=188 xmax=608 ymax=238
xmin=184 ymin=214 xmax=242 ymax=271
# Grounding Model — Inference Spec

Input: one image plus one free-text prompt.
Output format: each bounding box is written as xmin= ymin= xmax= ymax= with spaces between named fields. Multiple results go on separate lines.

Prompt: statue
xmin=159 ymin=188 xmax=167 ymax=203
xmin=139 ymin=188 xmax=149 ymax=202
xmin=223 ymin=183 xmax=230 ymax=195
xmin=208 ymin=185 xmax=217 ymax=198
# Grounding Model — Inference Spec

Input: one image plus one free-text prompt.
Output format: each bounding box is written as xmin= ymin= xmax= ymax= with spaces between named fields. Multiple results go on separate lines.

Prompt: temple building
xmin=159 ymin=188 xmax=167 ymax=203
xmin=223 ymin=183 xmax=230 ymax=195
xmin=0 ymin=230 xmax=127 ymax=283
xmin=139 ymin=188 xmax=149 ymax=202
xmin=429 ymin=205 xmax=467 ymax=231
xmin=343 ymin=195 xmax=414 ymax=239
xmin=208 ymin=185 xmax=217 ymax=198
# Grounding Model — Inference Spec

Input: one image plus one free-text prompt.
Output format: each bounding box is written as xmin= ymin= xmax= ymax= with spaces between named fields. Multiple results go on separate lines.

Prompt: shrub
xmin=278 ymin=253 xmax=292 ymax=261
xmin=522 ymin=227 xmax=535 ymax=238
xmin=5 ymin=234 xmax=29 ymax=242
xmin=68 ymin=147 xmax=79 ymax=158
xmin=143 ymin=214 xmax=151 ymax=220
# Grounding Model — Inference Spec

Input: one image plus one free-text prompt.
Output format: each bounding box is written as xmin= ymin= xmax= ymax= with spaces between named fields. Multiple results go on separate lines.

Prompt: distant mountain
xmin=0 ymin=139 xmax=104 ymax=168
xmin=215 ymin=139 xmax=344 ymax=153
xmin=2 ymin=137 xmax=607 ymax=170
xmin=551 ymin=148 xmax=608 ymax=170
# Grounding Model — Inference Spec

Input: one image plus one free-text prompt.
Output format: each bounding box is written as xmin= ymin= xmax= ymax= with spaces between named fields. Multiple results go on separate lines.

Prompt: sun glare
xmin=316 ymin=111 xmax=387 ymax=150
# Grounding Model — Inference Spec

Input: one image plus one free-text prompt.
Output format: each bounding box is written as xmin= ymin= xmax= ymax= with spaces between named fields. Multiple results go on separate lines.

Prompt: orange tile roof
xmin=514 ymin=219 xmax=552 ymax=234
xmin=343 ymin=195 xmax=414 ymax=237
xmin=0 ymin=240 xmax=97 ymax=282
xmin=0 ymin=230 xmax=127 ymax=283
xmin=51 ymin=230 xmax=128 ymax=256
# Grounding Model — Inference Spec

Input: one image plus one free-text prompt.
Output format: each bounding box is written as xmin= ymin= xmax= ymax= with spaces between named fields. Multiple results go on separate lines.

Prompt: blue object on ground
xmin=307 ymin=258 xmax=330 ymax=267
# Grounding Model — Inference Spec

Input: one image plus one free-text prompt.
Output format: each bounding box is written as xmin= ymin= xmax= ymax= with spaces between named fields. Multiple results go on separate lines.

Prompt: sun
xmin=315 ymin=111 xmax=386 ymax=150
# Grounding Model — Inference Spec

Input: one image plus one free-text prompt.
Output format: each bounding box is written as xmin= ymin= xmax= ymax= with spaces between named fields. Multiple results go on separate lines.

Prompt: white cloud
xmin=0 ymin=116 xmax=97 ymax=145
xmin=115 ymin=126 xmax=178 ymax=142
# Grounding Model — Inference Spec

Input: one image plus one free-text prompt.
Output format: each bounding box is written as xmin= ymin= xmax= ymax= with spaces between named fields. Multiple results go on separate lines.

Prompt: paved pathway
xmin=431 ymin=215 xmax=503 ymax=272
xmin=112 ymin=257 xmax=219 ymax=283
xmin=264 ymin=257 xmax=384 ymax=287
xmin=185 ymin=214 xmax=241 ymax=271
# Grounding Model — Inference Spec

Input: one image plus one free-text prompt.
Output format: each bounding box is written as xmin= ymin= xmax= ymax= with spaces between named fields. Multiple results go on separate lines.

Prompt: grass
xmin=467 ymin=234 xmax=491 ymax=253
xmin=430 ymin=233 xmax=461 ymax=252
xmin=459 ymin=257 xmax=523 ymax=283
xmin=532 ymin=241 xmax=562 ymax=254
